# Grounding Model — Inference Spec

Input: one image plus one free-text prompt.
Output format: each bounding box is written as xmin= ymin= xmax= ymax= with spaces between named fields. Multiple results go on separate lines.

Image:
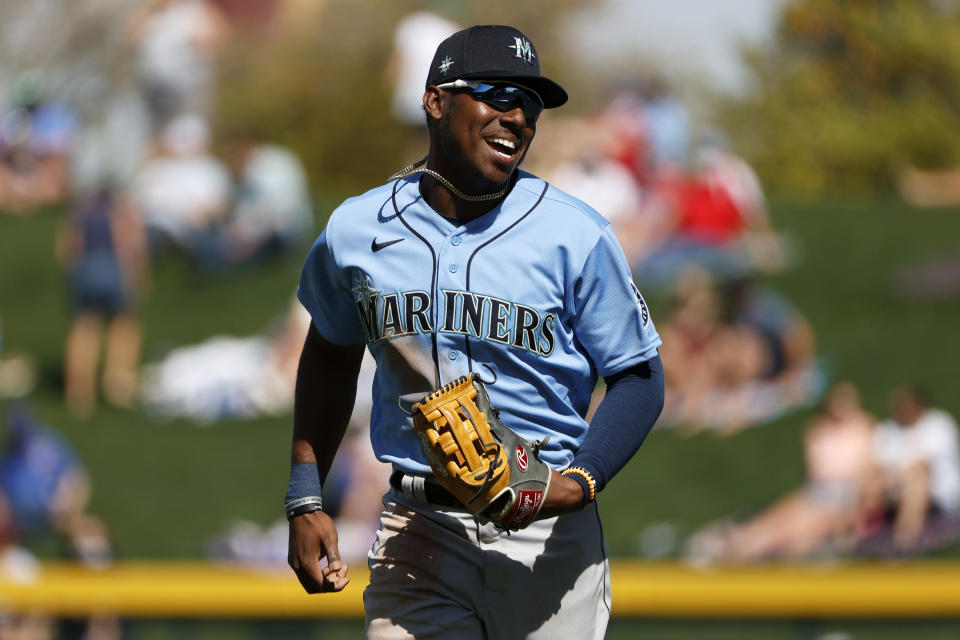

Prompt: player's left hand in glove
xmin=412 ymin=373 xmax=551 ymax=529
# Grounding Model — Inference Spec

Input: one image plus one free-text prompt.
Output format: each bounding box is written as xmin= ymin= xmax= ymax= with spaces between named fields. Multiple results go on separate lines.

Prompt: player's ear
xmin=423 ymin=87 xmax=444 ymax=123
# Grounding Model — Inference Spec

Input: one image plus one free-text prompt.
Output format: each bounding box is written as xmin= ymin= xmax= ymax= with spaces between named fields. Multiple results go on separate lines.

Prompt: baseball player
xmin=286 ymin=25 xmax=664 ymax=639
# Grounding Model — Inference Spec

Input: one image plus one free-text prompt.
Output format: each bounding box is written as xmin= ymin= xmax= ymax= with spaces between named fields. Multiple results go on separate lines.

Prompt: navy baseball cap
xmin=426 ymin=25 xmax=568 ymax=109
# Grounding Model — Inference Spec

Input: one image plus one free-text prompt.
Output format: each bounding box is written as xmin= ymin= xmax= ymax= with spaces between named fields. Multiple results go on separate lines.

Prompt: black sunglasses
xmin=436 ymin=79 xmax=544 ymax=122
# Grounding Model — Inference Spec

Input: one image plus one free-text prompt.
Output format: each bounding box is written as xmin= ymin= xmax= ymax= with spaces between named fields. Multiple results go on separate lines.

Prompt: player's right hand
xmin=287 ymin=510 xmax=349 ymax=593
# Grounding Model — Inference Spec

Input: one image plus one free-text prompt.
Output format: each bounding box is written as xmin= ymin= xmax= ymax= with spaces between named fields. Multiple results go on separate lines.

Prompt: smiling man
xmin=286 ymin=25 xmax=664 ymax=639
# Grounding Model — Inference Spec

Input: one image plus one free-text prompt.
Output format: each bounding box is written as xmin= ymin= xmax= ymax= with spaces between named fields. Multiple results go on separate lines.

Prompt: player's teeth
xmin=491 ymin=138 xmax=516 ymax=150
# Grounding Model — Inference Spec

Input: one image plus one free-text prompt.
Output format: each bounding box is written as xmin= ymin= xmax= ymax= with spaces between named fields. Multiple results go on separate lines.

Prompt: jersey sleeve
xmin=572 ymin=225 xmax=661 ymax=377
xmin=297 ymin=229 xmax=364 ymax=345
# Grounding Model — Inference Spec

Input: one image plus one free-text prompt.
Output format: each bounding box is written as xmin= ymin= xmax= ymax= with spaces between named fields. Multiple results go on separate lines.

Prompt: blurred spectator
xmin=639 ymin=75 xmax=690 ymax=171
xmin=0 ymin=71 xmax=78 ymax=214
xmin=71 ymin=84 xmax=153 ymax=201
xmin=58 ymin=185 xmax=149 ymax=418
xmin=634 ymin=134 xmax=787 ymax=291
xmin=132 ymin=113 xmax=231 ymax=256
xmin=717 ymin=275 xmax=816 ymax=389
xmin=193 ymin=139 xmax=313 ymax=271
xmin=592 ymin=83 xmax=652 ymax=185
xmin=864 ymin=385 xmax=960 ymax=551
xmin=386 ymin=10 xmax=460 ymax=163
xmin=128 ymin=0 xmax=230 ymax=131
xmin=387 ymin=11 xmax=460 ymax=130
xmin=686 ymin=383 xmax=876 ymax=564
xmin=658 ymin=268 xmax=822 ymax=432
xmin=533 ymin=112 xmax=673 ymax=266
xmin=549 ymin=125 xmax=643 ymax=229
xmin=0 ymin=404 xmax=119 ymax=639
xmin=138 ymin=297 xmax=309 ymax=422
xmin=694 ymin=135 xmax=785 ymax=270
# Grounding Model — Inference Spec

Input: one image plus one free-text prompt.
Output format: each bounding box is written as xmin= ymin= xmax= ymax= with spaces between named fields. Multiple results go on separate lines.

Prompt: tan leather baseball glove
xmin=412 ymin=373 xmax=551 ymax=529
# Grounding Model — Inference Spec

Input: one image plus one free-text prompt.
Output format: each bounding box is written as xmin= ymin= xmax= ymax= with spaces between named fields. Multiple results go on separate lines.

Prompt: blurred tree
xmin=720 ymin=0 xmax=960 ymax=196
xmin=214 ymin=0 xmax=589 ymax=223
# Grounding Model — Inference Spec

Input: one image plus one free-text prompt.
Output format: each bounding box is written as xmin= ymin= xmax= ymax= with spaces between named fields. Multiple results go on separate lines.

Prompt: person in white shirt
xmin=871 ymin=385 xmax=960 ymax=548
xmin=132 ymin=113 xmax=231 ymax=254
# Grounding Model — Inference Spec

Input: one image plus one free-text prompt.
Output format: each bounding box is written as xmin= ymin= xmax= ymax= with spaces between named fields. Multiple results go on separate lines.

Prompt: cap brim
xmin=455 ymin=71 xmax=568 ymax=109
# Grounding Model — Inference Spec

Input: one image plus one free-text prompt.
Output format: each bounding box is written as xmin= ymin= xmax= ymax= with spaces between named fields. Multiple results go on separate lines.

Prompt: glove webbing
xmin=420 ymin=377 xmax=505 ymax=503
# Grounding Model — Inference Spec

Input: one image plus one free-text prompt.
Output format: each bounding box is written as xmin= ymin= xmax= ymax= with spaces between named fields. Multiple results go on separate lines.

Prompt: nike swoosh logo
xmin=371 ymin=237 xmax=404 ymax=252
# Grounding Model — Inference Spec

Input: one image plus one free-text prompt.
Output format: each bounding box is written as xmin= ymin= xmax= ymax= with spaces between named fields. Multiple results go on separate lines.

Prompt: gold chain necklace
xmin=389 ymin=157 xmax=509 ymax=202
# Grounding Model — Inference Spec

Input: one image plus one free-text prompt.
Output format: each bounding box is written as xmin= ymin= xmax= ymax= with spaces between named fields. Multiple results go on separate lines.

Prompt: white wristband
xmin=285 ymin=496 xmax=323 ymax=520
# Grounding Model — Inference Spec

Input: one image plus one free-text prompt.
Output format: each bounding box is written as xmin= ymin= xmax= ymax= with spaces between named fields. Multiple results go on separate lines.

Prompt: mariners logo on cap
xmin=507 ymin=37 xmax=536 ymax=64
xmin=630 ymin=281 xmax=651 ymax=328
xmin=438 ymin=56 xmax=454 ymax=75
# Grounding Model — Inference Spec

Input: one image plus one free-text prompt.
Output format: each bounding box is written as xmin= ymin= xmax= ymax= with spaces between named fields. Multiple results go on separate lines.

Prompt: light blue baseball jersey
xmin=298 ymin=170 xmax=661 ymax=473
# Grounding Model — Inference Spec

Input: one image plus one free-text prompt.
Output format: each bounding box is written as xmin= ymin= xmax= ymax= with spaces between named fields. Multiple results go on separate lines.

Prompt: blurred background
xmin=1 ymin=0 xmax=960 ymax=638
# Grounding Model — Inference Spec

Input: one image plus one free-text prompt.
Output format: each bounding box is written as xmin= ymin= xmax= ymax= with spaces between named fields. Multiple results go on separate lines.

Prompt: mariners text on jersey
xmin=354 ymin=285 xmax=557 ymax=356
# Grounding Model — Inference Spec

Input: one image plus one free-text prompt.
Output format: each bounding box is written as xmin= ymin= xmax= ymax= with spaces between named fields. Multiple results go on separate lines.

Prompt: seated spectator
xmin=685 ymin=383 xmax=876 ymax=563
xmin=0 ymin=405 xmax=118 ymax=638
xmin=193 ymin=139 xmax=313 ymax=271
xmin=548 ymin=111 xmax=681 ymax=261
xmin=633 ymin=134 xmax=787 ymax=292
xmin=58 ymin=184 xmax=149 ymax=417
xmin=132 ymin=113 xmax=231 ymax=256
xmin=549 ymin=147 xmax=643 ymax=231
xmin=864 ymin=385 xmax=960 ymax=551
xmin=715 ymin=275 xmax=817 ymax=389
xmin=138 ymin=297 xmax=309 ymax=422
xmin=0 ymin=71 xmax=78 ymax=214
xmin=532 ymin=111 xmax=674 ymax=271
xmin=658 ymin=268 xmax=822 ymax=432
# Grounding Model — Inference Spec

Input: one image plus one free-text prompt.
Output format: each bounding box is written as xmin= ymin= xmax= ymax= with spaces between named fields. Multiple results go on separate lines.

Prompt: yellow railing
xmin=2 ymin=561 xmax=960 ymax=618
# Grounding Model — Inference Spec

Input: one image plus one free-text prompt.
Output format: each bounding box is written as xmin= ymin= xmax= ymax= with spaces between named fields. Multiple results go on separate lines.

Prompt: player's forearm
xmin=291 ymin=326 xmax=364 ymax=481
xmin=567 ymin=354 xmax=664 ymax=500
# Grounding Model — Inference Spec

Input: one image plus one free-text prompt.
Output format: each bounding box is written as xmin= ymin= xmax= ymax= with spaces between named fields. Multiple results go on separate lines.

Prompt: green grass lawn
xmin=1 ymin=194 xmax=959 ymax=561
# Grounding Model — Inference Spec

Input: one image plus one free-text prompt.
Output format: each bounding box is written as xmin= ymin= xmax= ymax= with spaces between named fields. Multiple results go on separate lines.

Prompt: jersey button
xmin=448 ymin=351 xmax=459 ymax=360
xmin=448 ymin=264 xmax=458 ymax=273
xmin=451 ymin=236 xmax=462 ymax=246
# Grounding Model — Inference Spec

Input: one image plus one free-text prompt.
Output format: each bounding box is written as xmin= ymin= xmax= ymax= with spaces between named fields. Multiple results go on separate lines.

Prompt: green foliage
xmin=721 ymin=0 xmax=960 ymax=196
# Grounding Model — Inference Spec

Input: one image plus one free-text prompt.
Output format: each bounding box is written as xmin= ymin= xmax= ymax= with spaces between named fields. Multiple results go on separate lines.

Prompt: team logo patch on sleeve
xmin=630 ymin=280 xmax=650 ymax=328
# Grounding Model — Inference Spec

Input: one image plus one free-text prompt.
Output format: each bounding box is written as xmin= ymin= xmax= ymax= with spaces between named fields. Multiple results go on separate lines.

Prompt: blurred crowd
xmin=1 ymin=9 xmax=959 ymax=637
xmin=1 ymin=0 xmax=315 ymax=420
xmin=525 ymin=73 xmax=821 ymax=435
xmin=0 ymin=1 xmax=319 ymax=635
xmin=686 ymin=382 xmax=960 ymax=564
